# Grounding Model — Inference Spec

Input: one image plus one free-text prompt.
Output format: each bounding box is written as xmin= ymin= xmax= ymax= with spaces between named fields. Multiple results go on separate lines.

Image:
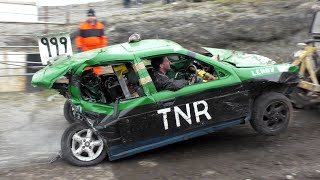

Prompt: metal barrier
xmin=0 ymin=2 xmax=71 ymax=92
xmin=0 ymin=48 xmax=43 ymax=91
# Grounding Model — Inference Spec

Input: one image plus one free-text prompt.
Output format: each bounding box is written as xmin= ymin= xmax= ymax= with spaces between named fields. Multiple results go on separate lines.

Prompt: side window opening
xmin=141 ymin=54 xmax=220 ymax=92
xmin=80 ymin=62 xmax=145 ymax=104
xmin=218 ymin=70 xmax=226 ymax=78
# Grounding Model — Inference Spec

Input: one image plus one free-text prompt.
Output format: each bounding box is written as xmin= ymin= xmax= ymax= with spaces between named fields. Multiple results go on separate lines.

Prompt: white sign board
xmin=37 ymin=32 xmax=73 ymax=65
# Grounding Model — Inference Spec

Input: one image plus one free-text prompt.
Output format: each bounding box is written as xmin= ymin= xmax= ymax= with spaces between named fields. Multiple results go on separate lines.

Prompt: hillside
xmin=5 ymin=0 xmax=320 ymax=62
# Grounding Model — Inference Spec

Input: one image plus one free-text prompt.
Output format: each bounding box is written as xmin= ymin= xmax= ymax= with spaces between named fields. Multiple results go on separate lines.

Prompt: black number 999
xmin=41 ymin=37 xmax=68 ymax=57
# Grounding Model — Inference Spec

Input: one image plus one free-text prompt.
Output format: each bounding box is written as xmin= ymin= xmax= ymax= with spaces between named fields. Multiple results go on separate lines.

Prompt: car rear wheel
xmin=61 ymin=122 xmax=107 ymax=166
xmin=64 ymin=101 xmax=79 ymax=124
xmin=250 ymin=92 xmax=292 ymax=135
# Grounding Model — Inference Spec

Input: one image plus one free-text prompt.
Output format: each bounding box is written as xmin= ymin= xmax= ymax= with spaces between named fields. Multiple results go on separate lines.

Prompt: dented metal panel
xmin=116 ymin=83 xmax=249 ymax=144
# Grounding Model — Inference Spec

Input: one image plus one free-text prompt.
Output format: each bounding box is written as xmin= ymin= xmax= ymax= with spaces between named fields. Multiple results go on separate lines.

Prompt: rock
xmin=286 ymin=175 xmax=294 ymax=180
xmin=138 ymin=160 xmax=158 ymax=167
xmin=273 ymin=161 xmax=282 ymax=165
xmin=201 ymin=170 xmax=216 ymax=176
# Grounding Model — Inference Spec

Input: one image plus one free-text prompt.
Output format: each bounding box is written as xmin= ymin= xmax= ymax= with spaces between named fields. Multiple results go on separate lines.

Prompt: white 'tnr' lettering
xmin=174 ymin=104 xmax=192 ymax=127
xmin=193 ymin=100 xmax=212 ymax=122
xmin=158 ymin=100 xmax=212 ymax=130
xmin=157 ymin=108 xmax=171 ymax=130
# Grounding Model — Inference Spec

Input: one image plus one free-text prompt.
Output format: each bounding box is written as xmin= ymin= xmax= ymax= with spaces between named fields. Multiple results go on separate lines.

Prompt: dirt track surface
xmin=0 ymin=92 xmax=320 ymax=180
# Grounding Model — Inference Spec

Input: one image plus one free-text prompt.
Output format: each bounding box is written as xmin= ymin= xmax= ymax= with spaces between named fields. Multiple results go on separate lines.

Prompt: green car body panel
xmin=31 ymin=39 xmax=299 ymax=161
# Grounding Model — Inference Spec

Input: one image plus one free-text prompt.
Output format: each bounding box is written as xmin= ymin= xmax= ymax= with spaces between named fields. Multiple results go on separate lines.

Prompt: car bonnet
xmin=202 ymin=47 xmax=276 ymax=68
xmin=32 ymin=51 xmax=99 ymax=88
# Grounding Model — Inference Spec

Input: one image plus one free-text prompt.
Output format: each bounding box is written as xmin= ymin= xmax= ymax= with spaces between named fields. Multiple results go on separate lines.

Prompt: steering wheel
xmin=185 ymin=64 xmax=198 ymax=85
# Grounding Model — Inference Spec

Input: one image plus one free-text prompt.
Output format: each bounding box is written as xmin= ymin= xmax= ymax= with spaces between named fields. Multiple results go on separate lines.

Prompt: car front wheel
xmin=61 ymin=122 xmax=107 ymax=166
xmin=250 ymin=92 xmax=292 ymax=135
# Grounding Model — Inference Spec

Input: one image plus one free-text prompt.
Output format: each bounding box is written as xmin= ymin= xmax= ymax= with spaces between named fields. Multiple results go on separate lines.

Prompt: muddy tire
xmin=63 ymin=101 xmax=79 ymax=124
xmin=251 ymin=92 xmax=292 ymax=136
xmin=61 ymin=122 xmax=107 ymax=166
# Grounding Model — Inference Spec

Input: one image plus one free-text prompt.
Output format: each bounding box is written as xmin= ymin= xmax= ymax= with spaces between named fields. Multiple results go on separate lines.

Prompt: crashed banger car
xmin=32 ymin=36 xmax=299 ymax=166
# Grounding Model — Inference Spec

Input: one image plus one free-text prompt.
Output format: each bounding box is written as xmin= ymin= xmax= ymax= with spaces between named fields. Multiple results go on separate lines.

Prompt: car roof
xmin=120 ymin=39 xmax=183 ymax=53
xmin=93 ymin=39 xmax=184 ymax=62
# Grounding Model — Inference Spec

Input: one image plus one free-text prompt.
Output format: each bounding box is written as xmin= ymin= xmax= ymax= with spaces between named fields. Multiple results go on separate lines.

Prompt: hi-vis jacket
xmin=76 ymin=20 xmax=108 ymax=52
xmin=76 ymin=20 xmax=108 ymax=74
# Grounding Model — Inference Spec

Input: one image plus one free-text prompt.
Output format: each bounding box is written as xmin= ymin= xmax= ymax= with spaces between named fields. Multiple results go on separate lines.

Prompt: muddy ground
xmin=0 ymin=92 xmax=319 ymax=180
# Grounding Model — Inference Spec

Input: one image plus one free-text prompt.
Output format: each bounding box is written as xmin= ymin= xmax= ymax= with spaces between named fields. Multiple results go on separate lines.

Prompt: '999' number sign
xmin=37 ymin=32 xmax=73 ymax=65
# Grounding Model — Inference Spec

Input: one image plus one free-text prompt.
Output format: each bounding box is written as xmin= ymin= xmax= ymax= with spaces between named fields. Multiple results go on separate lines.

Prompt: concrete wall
xmin=0 ymin=52 xmax=27 ymax=92
xmin=0 ymin=2 xmax=37 ymax=22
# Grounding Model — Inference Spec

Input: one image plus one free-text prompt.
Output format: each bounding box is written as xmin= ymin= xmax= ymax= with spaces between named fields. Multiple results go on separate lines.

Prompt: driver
xmin=151 ymin=56 xmax=189 ymax=91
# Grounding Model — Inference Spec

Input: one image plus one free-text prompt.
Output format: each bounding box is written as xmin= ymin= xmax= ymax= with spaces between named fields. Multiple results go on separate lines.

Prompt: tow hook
xmin=49 ymin=151 xmax=62 ymax=163
xmin=70 ymin=103 xmax=84 ymax=121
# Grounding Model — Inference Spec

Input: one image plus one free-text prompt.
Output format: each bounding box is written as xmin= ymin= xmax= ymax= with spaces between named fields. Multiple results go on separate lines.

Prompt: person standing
xmin=163 ymin=0 xmax=174 ymax=4
xmin=76 ymin=9 xmax=107 ymax=74
xmin=123 ymin=0 xmax=131 ymax=8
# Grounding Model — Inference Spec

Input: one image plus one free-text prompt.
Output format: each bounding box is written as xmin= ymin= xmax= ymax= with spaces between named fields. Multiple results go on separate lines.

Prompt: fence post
xmin=44 ymin=6 xmax=48 ymax=33
xmin=66 ymin=5 xmax=70 ymax=25
xmin=3 ymin=51 xmax=8 ymax=76
xmin=26 ymin=54 xmax=43 ymax=92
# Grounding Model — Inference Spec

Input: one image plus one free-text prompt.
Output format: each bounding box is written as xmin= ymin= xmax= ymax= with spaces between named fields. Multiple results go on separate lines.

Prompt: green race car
xmin=32 ymin=37 xmax=299 ymax=166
